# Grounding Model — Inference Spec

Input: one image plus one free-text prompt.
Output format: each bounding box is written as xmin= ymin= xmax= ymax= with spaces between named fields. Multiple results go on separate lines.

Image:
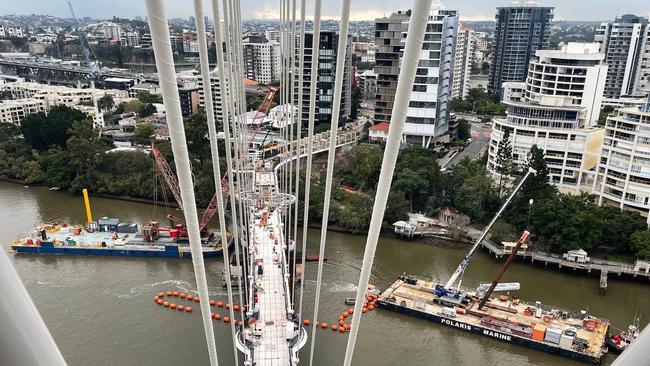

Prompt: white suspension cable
xmin=307 ymin=1 xmax=351 ymax=365
xmin=295 ymin=0 xmax=308 ymax=326
xmin=193 ymin=2 xmax=240 ymax=364
xmin=212 ymin=0 xmax=248 ymax=314
xmin=342 ymin=1 xmax=433 ymax=364
xmin=220 ymin=0 xmax=246 ymax=327
xmin=302 ymin=0 xmax=323 ymax=362
xmin=288 ymin=0 xmax=298 ymax=303
xmin=293 ymin=0 xmax=306 ymax=305
xmin=0 ymin=249 xmax=66 ymax=366
xmin=144 ymin=1 xmax=219 ymax=365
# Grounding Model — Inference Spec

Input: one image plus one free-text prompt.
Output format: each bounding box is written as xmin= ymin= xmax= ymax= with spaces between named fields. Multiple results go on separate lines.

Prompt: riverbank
xmin=1 ymin=177 xmax=180 ymax=208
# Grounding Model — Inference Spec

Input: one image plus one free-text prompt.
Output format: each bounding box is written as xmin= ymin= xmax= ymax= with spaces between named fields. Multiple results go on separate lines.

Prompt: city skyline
xmin=1 ymin=0 xmax=649 ymax=22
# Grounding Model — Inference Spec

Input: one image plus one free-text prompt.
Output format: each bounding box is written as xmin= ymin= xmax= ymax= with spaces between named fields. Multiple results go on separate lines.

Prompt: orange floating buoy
xmin=223 ymin=317 xmax=230 ymax=323
xmin=178 ymin=305 xmax=185 ymax=311
xmin=331 ymin=325 xmax=339 ymax=331
xmin=362 ymin=308 xmax=368 ymax=313
xmin=186 ymin=306 xmax=193 ymax=313
xmin=211 ymin=312 xmax=216 ymax=318
xmin=180 ymin=292 xmax=186 ymax=298
xmin=186 ymin=295 xmax=193 ymax=301
xmin=157 ymin=292 xmax=164 ymax=298
xmin=303 ymin=319 xmax=310 ymax=326
xmin=166 ymin=291 xmax=172 ymax=296
xmin=217 ymin=301 xmax=224 ymax=307
xmin=343 ymin=312 xmax=349 ymax=318
xmin=348 ymin=308 xmax=354 ymax=314
xmin=225 ymin=303 xmax=230 ymax=309
xmin=338 ymin=316 xmax=344 ymax=322
xmin=210 ymin=300 xmax=215 ymax=306
xmin=344 ymin=324 xmax=351 ymax=331
xmin=320 ymin=322 xmax=328 ymax=329
xmin=163 ymin=301 xmax=170 ymax=307
xmin=233 ymin=304 xmax=240 ymax=311
xmin=170 ymin=303 xmax=177 ymax=309
xmin=339 ymin=319 xmax=345 ymax=326
xmin=368 ymin=305 xmax=375 ymax=311
xmin=172 ymin=291 xmax=179 ymax=297
xmin=338 ymin=327 xmax=346 ymax=333
xmin=215 ymin=314 xmax=222 ymax=320
xmin=194 ymin=297 xmax=200 ymax=303
xmin=154 ymin=296 xmax=160 ymax=302
xmin=157 ymin=299 xmax=164 ymax=305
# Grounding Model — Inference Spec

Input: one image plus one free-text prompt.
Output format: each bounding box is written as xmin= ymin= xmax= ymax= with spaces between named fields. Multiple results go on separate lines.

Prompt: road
xmin=441 ymin=121 xmax=492 ymax=169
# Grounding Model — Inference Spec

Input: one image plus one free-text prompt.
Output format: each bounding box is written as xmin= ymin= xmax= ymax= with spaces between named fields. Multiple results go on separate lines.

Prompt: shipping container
xmin=532 ymin=323 xmax=546 ymax=341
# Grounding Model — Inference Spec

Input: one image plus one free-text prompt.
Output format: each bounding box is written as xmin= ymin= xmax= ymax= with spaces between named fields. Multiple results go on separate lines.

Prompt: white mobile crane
xmin=434 ymin=167 xmax=537 ymax=300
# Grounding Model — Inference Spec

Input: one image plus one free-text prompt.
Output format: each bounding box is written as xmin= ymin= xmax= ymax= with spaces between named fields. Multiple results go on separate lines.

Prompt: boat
xmin=606 ymin=319 xmax=641 ymax=354
xmin=10 ymin=219 xmax=226 ymax=259
xmin=377 ymin=276 xmax=610 ymax=364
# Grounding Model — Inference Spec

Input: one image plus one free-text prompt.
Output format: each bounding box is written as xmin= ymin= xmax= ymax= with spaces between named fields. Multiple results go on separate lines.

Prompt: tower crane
xmin=435 ymin=167 xmax=537 ymax=299
xmin=67 ymin=0 xmax=104 ymax=128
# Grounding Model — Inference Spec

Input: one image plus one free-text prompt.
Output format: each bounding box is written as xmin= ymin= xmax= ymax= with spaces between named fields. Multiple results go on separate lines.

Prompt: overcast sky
xmin=2 ymin=0 xmax=649 ymax=22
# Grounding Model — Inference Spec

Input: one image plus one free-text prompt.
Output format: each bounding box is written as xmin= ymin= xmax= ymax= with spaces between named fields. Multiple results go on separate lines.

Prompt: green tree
xmin=21 ymin=105 xmax=88 ymax=151
xmin=136 ymin=90 xmax=163 ymax=104
xmin=598 ymin=106 xmax=615 ymax=126
xmin=133 ymin=123 xmax=155 ymax=145
xmin=630 ymin=230 xmax=650 ymax=260
xmin=138 ymin=103 xmax=157 ymax=117
xmin=125 ymin=100 xmax=143 ymax=113
xmin=97 ymin=94 xmax=115 ymax=112
xmin=457 ymin=119 xmax=471 ymax=141
xmin=495 ymin=128 xmax=513 ymax=196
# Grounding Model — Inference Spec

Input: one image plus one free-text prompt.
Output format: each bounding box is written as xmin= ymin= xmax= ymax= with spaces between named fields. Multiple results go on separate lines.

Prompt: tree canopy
xmin=21 ymin=105 xmax=88 ymax=151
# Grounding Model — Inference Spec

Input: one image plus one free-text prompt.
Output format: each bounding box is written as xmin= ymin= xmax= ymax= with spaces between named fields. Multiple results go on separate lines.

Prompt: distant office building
xmin=0 ymin=25 xmax=24 ymax=38
xmin=265 ymin=29 xmax=281 ymax=43
xmin=178 ymin=86 xmax=200 ymax=117
xmin=140 ymin=33 xmax=152 ymax=48
xmin=103 ymin=22 xmax=122 ymax=41
xmin=242 ymin=35 xmax=281 ymax=84
xmin=360 ymin=69 xmax=377 ymax=98
xmin=183 ymin=39 xmax=199 ymax=53
xmin=0 ymin=99 xmax=46 ymax=125
xmin=123 ymin=32 xmax=140 ymax=47
xmin=402 ymin=5 xmax=459 ymax=148
xmin=197 ymin=73 xmax=224 ymax=122
xmin=595 ymin=14 xmax=650 ymax=98
xmin=487 ymin=43 xmax=608 ymax=193
xmin=296 ymin=31 xmax=352 ymax=127
xmin=593 ymin=97 xmax=650 ymax=224
xmin=374 ymin=10 xmax=410 ymax=124
xmin=488 ymin=1 xmax=554 ymax=94
xmin=452 ymin=26 xmax=475 ymax=100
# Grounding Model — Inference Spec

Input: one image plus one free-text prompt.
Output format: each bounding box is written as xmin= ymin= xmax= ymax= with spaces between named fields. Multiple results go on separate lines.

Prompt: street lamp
xmin=527 ymin=198 xmax=534 ymax=227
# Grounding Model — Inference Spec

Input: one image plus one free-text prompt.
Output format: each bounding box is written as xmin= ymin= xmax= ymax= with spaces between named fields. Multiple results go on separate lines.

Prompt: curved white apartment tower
xmin=487 ymin=43 xmax=608 ymax=193
xmin=593 ymin=98 xmax=650 ymax=224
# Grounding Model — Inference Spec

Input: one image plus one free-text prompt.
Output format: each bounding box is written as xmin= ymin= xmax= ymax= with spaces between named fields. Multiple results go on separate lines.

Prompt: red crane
xmin=150 ymin=142 xmax=221 ymax=236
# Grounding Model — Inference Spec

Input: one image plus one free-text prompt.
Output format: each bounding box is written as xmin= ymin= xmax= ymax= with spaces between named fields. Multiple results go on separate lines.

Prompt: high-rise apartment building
xmin=488 ymin=1 xmax=554 ymax=94
xmin=595 ymin=14 xmax=650 ymax=98
xmin=594 ymin=97 xmax=650 ymax=224
xmin=242 ymin=35 xmax=281 ymax=84
xmin=197 ymin=73 xmax=224 ymax=123
xmin=402 ymin=6 xmax=458 ymax=148
xmin=487 ymin=43 xmax=608 ymax=193
xmin=452 ymin=26 xmax=475 ymax=100
xmin=374 ymin=10 xmax=409 ymax=124
xmin=296 ymin=31 xmax=352 ymax=127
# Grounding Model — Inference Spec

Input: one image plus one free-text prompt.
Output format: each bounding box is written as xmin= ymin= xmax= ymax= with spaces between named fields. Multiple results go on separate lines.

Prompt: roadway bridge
xmin=0 ymin=59 xmax=142 ymax=86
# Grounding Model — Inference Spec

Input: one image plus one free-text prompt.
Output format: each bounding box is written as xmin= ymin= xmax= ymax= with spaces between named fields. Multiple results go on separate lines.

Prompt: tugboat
xmin=606 ymin=318 xmax=641 ymax=354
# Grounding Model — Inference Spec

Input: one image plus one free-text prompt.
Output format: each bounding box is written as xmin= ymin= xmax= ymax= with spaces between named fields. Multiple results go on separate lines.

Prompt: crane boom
xmin=439 ymin=167 xmax=537 ymax=296
xmin=150 ymin=142 xmax=219 ymax=232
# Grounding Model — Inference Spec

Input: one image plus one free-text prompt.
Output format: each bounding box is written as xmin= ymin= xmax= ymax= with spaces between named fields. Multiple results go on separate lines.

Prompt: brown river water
xmin=1 ymin=181 xmax=648 ymax=366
